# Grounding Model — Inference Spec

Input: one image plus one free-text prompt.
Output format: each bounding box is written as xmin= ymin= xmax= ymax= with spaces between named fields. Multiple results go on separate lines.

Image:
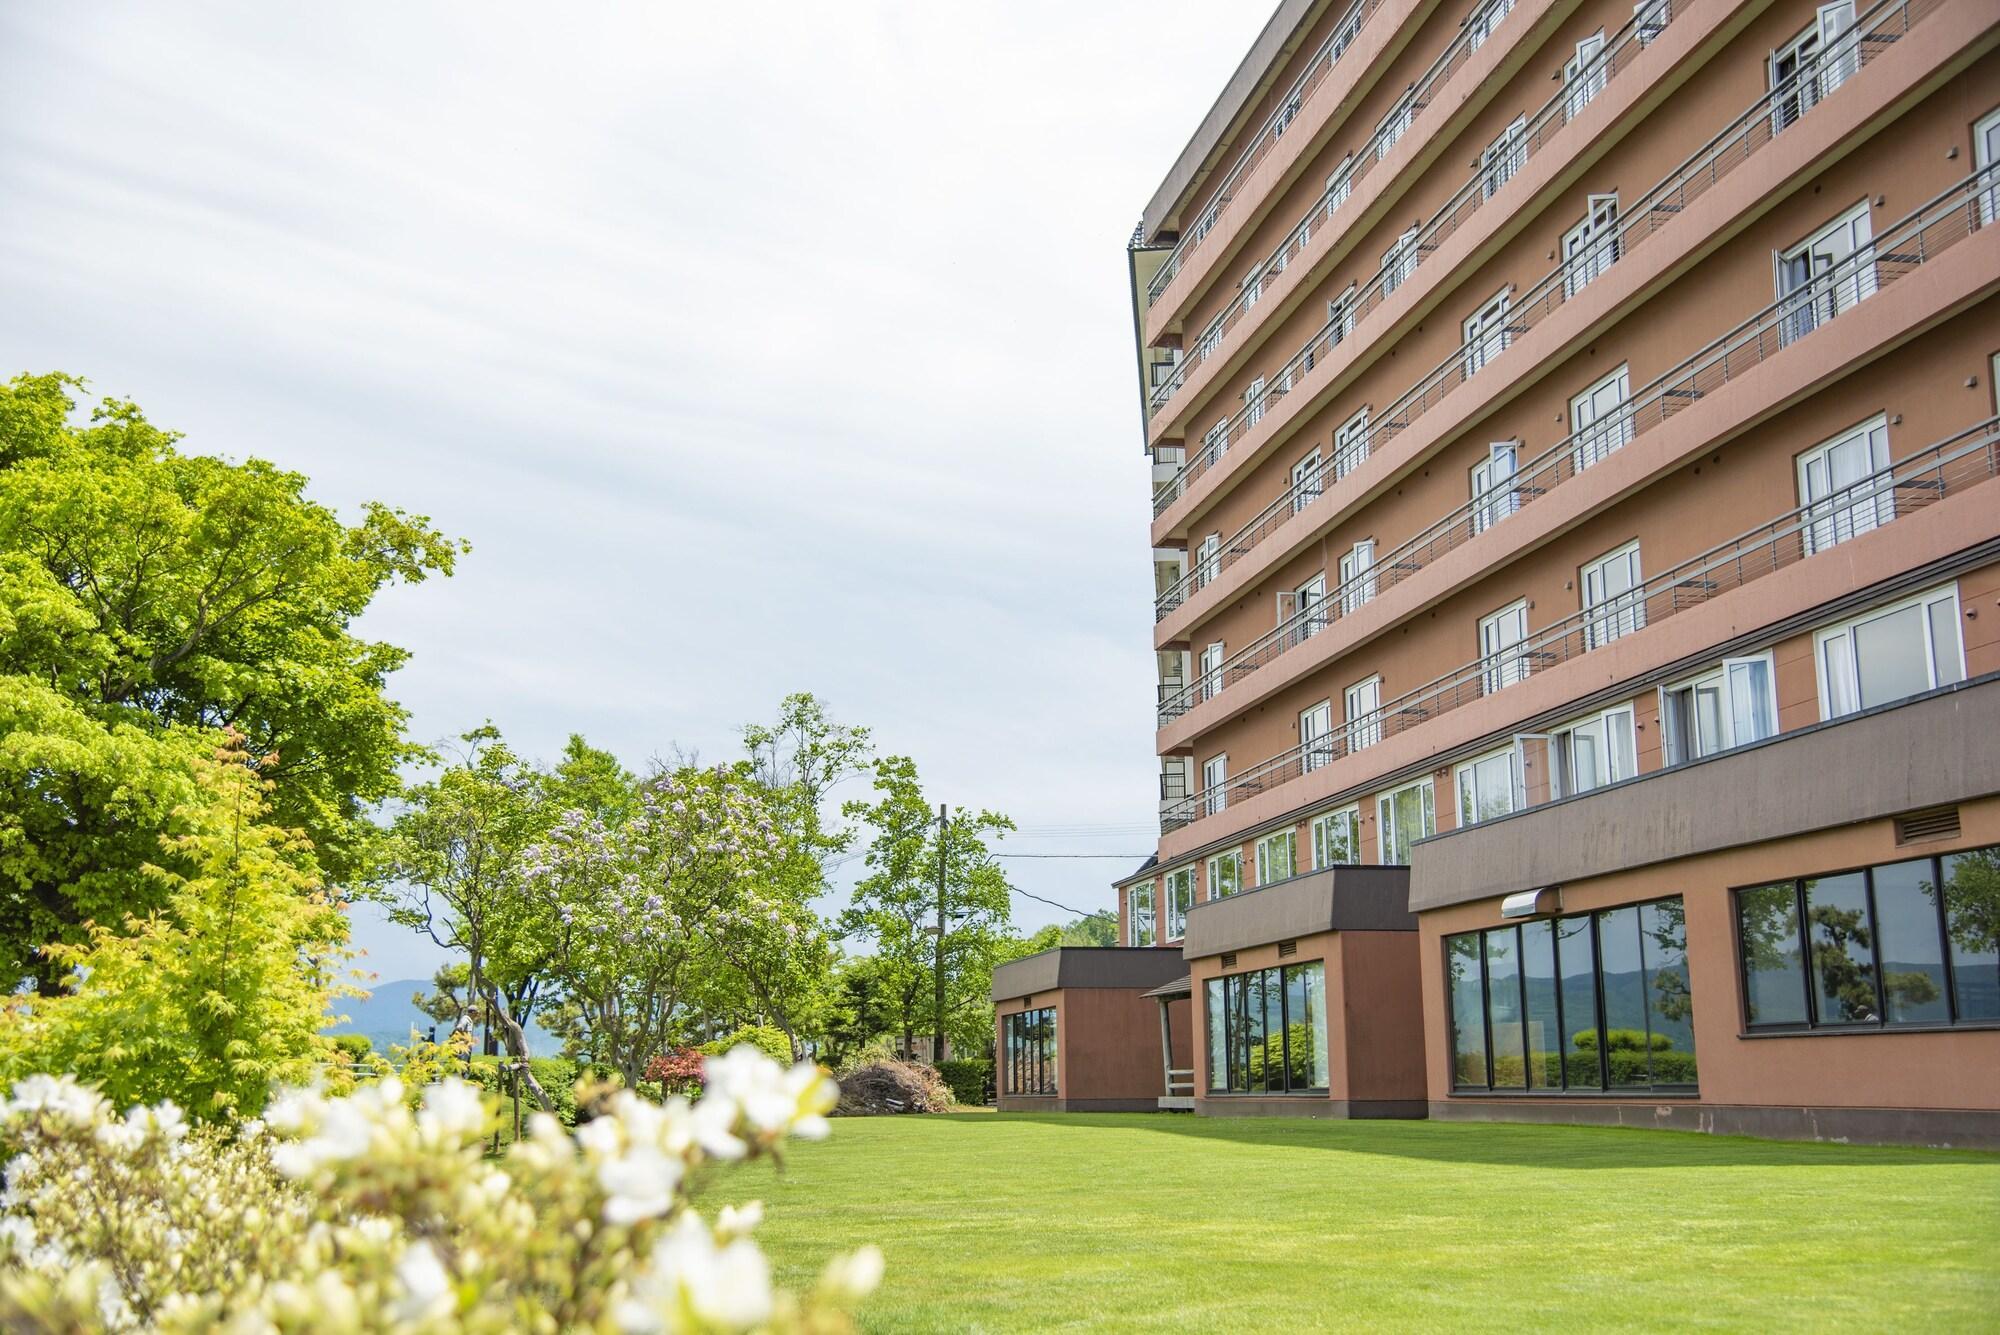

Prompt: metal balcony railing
xmin=1161 ymin=416 xmax=2000 ymax=831
xmin=1152 ymin=0 xmax=1943 ymax=614
xmin=1147 ymin=0 xmax=1666 ymax=424
xmin=1147 ymin=0 xmax=1533 ymax=420
xmin=1156 ymin=166 xmax=1995 ymax=728
xmin=1147 ymin=0 xmax=1933 ymax=513
xmin=1142 ymin=0 xmax=1383 ymax=309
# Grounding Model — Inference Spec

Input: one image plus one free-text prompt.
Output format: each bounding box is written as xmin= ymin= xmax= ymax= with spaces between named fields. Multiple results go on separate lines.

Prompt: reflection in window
xmin=1448 ymin=896 xmax=1697 ymax=1093
xmin=1204 ymin=961 xmax=1328 ymax=1094
xmin=1003 ymin=1007 xmax=1056 ymax=1095
xmin=1739 ymin=846 xmax=2000 ymax=1030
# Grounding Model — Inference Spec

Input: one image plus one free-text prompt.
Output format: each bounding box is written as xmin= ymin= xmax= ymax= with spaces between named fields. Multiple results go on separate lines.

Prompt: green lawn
xmin=741 ymin=1112 xmax=2000 ymax=1333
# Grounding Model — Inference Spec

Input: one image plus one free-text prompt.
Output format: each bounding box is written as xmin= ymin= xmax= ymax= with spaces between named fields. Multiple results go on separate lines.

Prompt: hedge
xmin=936 ymin=1058 xmax=992 ymax=1106
xmin=469 ymin=1054 xmax=580 ymax=1125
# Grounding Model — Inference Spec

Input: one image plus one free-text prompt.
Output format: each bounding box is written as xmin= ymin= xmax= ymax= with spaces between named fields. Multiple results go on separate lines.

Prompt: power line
xmin=1009 ymin=886 xmax=1115 ymax=919
xmin=991 ymin=852 xmax=1151 ymax=860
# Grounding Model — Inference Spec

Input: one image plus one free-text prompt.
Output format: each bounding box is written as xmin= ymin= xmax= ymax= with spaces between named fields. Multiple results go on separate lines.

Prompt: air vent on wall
xmin=1896 ymin=806 xmax=1961 ymax=844
xmin=1220 ymin=952 xmax=1237 ymax=969
xmin=1277 ymin=940 xmax=1299 ymax=958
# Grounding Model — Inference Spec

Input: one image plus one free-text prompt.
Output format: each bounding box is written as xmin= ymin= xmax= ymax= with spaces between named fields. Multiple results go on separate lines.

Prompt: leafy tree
xmin=1060 ymin=914 xmax=1119 ymax=947
xmin=840 ymin=757 xmax=1015 ymax=1060
xmin=0 ymin=372 xmax=461 ymax=988
xmin=0 ymin=734 xmax=348 ymax=1118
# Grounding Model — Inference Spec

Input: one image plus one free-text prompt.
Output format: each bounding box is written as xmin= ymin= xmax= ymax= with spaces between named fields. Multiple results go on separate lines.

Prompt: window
xmin=1376 ymin=100 xmax=1414 ymax=162
xmin=1255 ymin=829 xmax=1298 ymax=886
xmin=1798 ymin=415 xmax=1891 ymax=554
xmin=1467 ymin=0 xmax=1515 ymax=53
xmin=1339 ymin=539 xmax=1376 ymax=614
xmin=1550 ymin=704 xmax=1636 ymax=798
xmin=1562 ymin=194 xmax=1619 ymax=298
xmin=1207 ymin=850 xmax=1243 ymax=900
xmin=1195 ymin=320 xmax=1222 ymax=363
xmin=1976 ymin=108 xmax=2000 ymax=227
xmin=1778 ymin=202 xmax=1875 ymax=345
xmin=1660 ymin=655 xmax=1776 ymax=766
xmin=1242 ymin=264 xmax=1264 ymax=313
xmin=1194 ymin=532 xmax=1221 ymax=589
xmin=1163 ymin=865 xmax=1196 ymax=941
xmin=1816 ymin=585 xmax=1963 ymax=719
xmin=1570 ymin=364 xmax=1633 ymax=470
xmin=1274 ymin=92 xmax=1301 ymax=138
xmin=1129 ymin=884 xmax=1155 ymax=947
xmin=1202 ymin=753 xmax=1228 ymax=817
xmin=1770 ymin=3 xmax=1857 ymax=134
xmin=1244 ymin=376 xmax=1268 ymax=428
xmin=1479 ymin=599 xmax=1530 ymax=693
xmin=1203 ymin=419 xmax=1228 ymax=467
xmin=1738 ymin=846 xmax=2000 ymax=1030
xmin=1333 ymin=409 xmax=1369 ymax=479
xmin=1299 ymin=699 xmax=1334 ymax=773
xmin=1345 ymin=676 xmax=1382 ymax=751
xmin=1326 ymin=156 xmax=1355 ymax=215
xmin=1582 ymin=541 xmax=1645 ymax=648
xmin=1482 ymin=116 xmax=1527 ymax=198
xmin=1290 ymin=449 xmax=1323 ymax=514
xmin=1377 ymin=778 xmax=1435 ymax=864
xmin=1198 ymin=640 xmax=1224 ymax=703
xmin=1471 ymin=441 xmax=1519 ymax=534
xmin=1634 ymin=0 xmax=1670 ymax=46
xmin=1310 ymin=806 xmax=1359 ymax=868
xmin=1204 ymin=961 xmax=1328 ymax=1093
xmin=1564 ymin=32 xmax=1607 ymax=121
xmin=1278 ymin=573 xmax=1327 ymax=641
xmin=1327 ymin=286 xmax=1357 ymax=350
xmin=1381 ymin=228 xmax=1417 ymax=295
xmin=1456 ymin=747 xmax=1518 ymax=827
xmin=1003 ymin=1007 xmax=1057 ymax=1095
xmin=1450 ymin=897 xmax=1696 ymax=1093
xmin=1462 ymin=288 xmax=1511 ymax=379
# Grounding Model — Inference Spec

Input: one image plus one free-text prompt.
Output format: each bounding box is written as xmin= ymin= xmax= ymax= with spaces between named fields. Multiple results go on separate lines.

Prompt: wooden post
xmin=1157 ymin=998 xmax=1174 ymax=1100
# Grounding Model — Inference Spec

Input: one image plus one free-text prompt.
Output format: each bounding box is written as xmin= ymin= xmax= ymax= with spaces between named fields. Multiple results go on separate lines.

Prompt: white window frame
xmin=1339 ymin=539 xmax=1377 ymax=615
xmin=1455 ymin=745 xmax=1518 ymax=827
xmin=1462 ymin=288 xmax=1511 ymax=380
xmin=1326 ymin=156 xmax=1355 ymax=215
xmin=1797 ymin=414 xmax=1892 ymax=555
xmin=1635 ymin=0 xmax=1671 ymax=46
xmin=1194 ymin=532 xmax=1221 ymax=589
xmin=1770 ymin=6 xmax=1855 ymax=134
xmin=1244 ymin=376 xmax=1268 ymax=428
xmin=1309 ymin=806 xmax=1360 ymax=869
xmin=1777 ymin=200 xmax=1875 ymax=346
xmin=1278 ymin=573 xmax=1328 ymax=641
xmin=1129 ymin=882 xmax=1156 ymax=947
xmin=1199 ymin=640 xmax=1225 ymax=704
xmin=1563 ymin=194 xmax=1620 ymax=298
xmin=1564 ymin=32 xmax=1608 ymax=121
xmin=1381 ymin=228 xmax=1417 ymax=295
xmin=1472 ymin=440 xmax=1519 ymax=533
xmin=1570 ymin=364 xmax=1633 ymax=471
xmin=1299 ymin=698 xmax=1335 ymax=773
xmin=1376 ymin=100 xmax=1415 ymax=162
xmin=1254 ymin=828 xmax=1298 ymax=887
xmin=1376 ymin=777 xmax=1436 ymax=864
xmin=1581 ymin=540 xmax=1646 ymax=649
xmin=1333 ymin=408 xmax=1370 ymax=479
xmin=1202 ymin=753 xmax=1229 ymax=817
xmin=1975 ymin=107 xmax=2000 ymax=227
xmin=1550 ymin=703 xmax=1638 ymax=798
xmin=1206 ymin=849 xmax=1243 ymax=900
xmin=1242 ymin=263 xmax=1265 ymax=312
xmin=1814 ymin=584 xmax=1964 ymax=720
xmin=1659 ymin=652 xmax=1778 ymax=766
xmin=1203 ymin=418 xmax=1229 ymax=467
xmin=1482 ymin=116 xmax=1527 ymax=199
xmin=1291 ymin=448 xmax=1323 ymax=514
xmin=1479 ymin=598 xmax=1530 ymax=693
xmin=1162 ymin=865 xmax=1196 ymax=942
xmin=1468 ymin=0 xmax=1516 ymax=54
xmin=1344 ymin=675 xmax=1383 ymax=751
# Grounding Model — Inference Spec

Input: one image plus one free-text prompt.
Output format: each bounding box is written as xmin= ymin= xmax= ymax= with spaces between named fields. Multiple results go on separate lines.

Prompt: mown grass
xmin=739 ymin=1112 xmax=2000 ymax=1333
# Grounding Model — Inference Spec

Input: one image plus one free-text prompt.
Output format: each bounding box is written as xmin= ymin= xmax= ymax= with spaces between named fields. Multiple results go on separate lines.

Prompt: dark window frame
xmin=1204 ymin=960 xmax=1329 ymax=1096
xmin=1002 ymin=1006 xmax=1058 ymax=1095
xmin=1732 ymin=844 xmax=1997 ymax=1035
xmin=1446 ymin=893 xmax=1698 ymax=1096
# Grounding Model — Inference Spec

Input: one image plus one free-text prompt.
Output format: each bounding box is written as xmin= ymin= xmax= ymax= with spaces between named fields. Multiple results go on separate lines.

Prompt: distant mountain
xmin=327 ymin=979 xmax=561 ymax=1057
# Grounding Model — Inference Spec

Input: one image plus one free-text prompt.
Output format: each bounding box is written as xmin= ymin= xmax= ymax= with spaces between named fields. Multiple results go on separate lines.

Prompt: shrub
xmin=644 ymin=1046 xmax=709 ymax=1097
xmin=937 ymin=1058 xmax=992 ymax=1106
xmin=1571 ymin=1028 xmax=1671 ymax=1053
xmin=469 ymin=1053 xmax=580 ymax=1125
xmin=0 ymin=1051 xmax=881 ymax=1330
xmin=330 ymin=1033 xmax=373 ymax=1061
xmin=834 ymin=1060 xmax=953 ymax=1115
xmin=702 ymin=1025 xmax=794 ymax=1064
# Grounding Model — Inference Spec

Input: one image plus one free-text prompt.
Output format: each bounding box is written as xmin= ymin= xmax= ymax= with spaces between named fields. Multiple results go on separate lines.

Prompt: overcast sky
xmin=0 ymin=3 xmax=1271 ymax=983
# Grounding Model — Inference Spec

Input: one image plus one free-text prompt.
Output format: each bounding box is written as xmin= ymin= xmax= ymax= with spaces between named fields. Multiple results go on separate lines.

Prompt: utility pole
xmin=933 ymin=802 xmax=947 ymax=1066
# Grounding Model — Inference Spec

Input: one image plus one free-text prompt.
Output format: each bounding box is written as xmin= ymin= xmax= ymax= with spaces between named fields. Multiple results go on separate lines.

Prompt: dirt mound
xmin=833 ymin=1060 xmax=953 ymax=1115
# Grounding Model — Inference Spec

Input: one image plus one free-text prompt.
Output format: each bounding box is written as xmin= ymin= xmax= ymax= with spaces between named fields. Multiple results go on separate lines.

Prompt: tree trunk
xmin=481 ymin=983 xmax=556 ymax=1113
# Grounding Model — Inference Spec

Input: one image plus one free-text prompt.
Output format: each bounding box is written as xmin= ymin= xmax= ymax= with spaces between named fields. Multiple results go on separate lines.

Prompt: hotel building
xmin=995 ymin=0 xmax=2000 ymax=1145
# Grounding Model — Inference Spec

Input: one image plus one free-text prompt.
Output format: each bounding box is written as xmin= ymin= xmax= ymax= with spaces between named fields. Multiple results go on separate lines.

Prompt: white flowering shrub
xmin=0 ymin=1050 xmax=881 ymax=1332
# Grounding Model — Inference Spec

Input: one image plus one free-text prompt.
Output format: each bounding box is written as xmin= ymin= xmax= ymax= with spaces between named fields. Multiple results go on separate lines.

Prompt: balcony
xmin=1148 ymin=0 xmax=1946 ymax=523
xmin=1160 ymin=415 xmax=2000 ymax=833
xmin=1407 ymin=673 xmax=2000 ymax=910
xmin=1142 ymin=0 xmax=1385 ymax=314
xmin=1146 ymin=0 xmax=1544 ymax=424
xmin=1156 ymin=170 xmax=1997 ymax=733
xmin=1154 ymin=0 xmax=1967 ymax=628
xmin=1181 ymin=865 xmax=1413 ymax=959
